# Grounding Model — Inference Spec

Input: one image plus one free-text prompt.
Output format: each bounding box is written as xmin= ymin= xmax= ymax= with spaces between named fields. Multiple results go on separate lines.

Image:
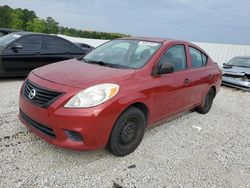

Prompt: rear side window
xmin=202 ymin=53 xmax=208 ymax=65
xmin=159 ymin=44 xmax=187 ymax=72
xmin=189 ymin=47 xmax=208 ymax=68
xmin=44 ymin=36 xmax=73 ymax=53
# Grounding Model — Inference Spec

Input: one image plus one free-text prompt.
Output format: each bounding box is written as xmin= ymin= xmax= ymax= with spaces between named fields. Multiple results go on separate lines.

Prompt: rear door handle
xmin=184 ymin=79 xmax=191 ymax=84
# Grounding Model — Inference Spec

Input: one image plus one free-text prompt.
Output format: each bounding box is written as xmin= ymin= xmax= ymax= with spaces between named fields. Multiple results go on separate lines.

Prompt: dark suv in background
xmin=0 ymin=32 xmax=93 ymax=77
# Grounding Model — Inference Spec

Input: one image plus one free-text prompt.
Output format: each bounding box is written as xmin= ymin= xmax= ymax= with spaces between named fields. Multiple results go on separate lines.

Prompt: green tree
xmin=18 ymin=8 xmax=37 ymax=29
xmin=45 ymin=17 xmax=59 ymax=34
xmin=10 ymin=9 xmax=23 ymax=29
xmin=0 ymin=5 xmax=12 ymax=28
xmin=26 ymin=18 xmax=46 ymax=32
xmin=0 ymin=5 xmax=130 ymax=39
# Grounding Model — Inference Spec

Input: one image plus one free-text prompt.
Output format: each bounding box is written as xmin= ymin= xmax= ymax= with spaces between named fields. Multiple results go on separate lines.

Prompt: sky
xmin=1 ymin=0 xmax=250 ymax=44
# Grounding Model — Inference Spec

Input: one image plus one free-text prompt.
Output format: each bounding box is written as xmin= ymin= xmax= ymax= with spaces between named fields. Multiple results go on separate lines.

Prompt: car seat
xmin=140 ymin=49 xmax=152 ymax=61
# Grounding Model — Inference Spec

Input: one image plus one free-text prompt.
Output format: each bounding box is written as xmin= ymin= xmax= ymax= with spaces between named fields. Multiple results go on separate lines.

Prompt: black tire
xmin=107 ymin=107 xmax=146 ymax=156
xmin=195 ymin=88 xmax=215 ymax=114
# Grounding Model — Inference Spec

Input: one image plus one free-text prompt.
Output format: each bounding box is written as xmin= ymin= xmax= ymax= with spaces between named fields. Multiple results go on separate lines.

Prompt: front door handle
xmin=184 ymin=79 xmax=191 ymax=84
xmin=184 ymin=78 xmax=191 ymax=84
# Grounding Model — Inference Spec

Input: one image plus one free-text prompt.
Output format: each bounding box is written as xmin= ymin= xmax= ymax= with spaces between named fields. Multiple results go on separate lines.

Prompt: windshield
xmin=83 ymin=39 xmax=162 ymax=69
xmin=227 ymin=57 xmax=250 ymax=68
xmin=0 ymin=33 xmax=21 ymax=48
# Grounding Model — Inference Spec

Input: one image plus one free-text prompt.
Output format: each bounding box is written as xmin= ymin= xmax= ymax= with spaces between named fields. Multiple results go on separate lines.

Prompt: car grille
xmin=23 ymin=80 xmax=62 ymax=108
xmin=20 ymin=110 xmax=56 ymax=138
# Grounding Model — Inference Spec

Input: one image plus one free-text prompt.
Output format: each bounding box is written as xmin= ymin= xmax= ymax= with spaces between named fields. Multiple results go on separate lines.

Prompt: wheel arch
xmin=127 ymin=102 xmax=149 ymax=122
xmin=211 ymin=85 xmax=216 ymax=98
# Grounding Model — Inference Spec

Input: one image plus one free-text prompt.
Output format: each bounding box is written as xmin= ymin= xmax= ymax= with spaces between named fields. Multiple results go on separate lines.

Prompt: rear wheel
xmin=107 ymin=107 xmax=146 ymax=156
xmin=195 ymin=88 xmax=215 ymax=114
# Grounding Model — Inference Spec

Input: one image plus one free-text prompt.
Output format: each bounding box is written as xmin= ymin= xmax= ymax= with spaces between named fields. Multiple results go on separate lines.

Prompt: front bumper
xmin=222 ymin=76 xmax=250 ymax=91
xmin=18 ymin=74 xmax=121 ymax=150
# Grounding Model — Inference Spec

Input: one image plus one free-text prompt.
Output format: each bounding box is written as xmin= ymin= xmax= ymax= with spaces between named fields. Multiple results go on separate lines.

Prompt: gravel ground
xmin=0 ymin=79 xmax=249 ymax=188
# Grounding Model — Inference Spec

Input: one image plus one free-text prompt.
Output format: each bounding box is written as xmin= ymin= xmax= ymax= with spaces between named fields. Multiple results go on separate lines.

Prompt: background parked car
xmin=0 ymin=32 xmax=93 ymax=77
xmin=74 ymin=42 xmax=94 ymax=52
xmin=222 ymin=56 xmax=250 ymax=91
xmin=0 ymin=28 xmax=21 ymax=37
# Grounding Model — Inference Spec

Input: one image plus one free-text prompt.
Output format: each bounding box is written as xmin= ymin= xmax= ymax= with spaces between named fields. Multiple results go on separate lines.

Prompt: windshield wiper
xmin=87 ymin=60 xmax=116 ymax=67
xmin=83 ymin=58 xmax=129 ymax=69
xmin=235 ymin=65 xmax=250 ymax=68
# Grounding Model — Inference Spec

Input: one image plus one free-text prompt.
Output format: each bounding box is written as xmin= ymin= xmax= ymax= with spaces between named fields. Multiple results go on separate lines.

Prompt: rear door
xmin=187 ymin=46 xmax=211 ymax=105
xmin=153 ymin=44 xmax=194 ymax=120
xmin=42 ymin=36 xmax=84 ymax=63
xmin=2 ymin=35 xmax=43 ymax=73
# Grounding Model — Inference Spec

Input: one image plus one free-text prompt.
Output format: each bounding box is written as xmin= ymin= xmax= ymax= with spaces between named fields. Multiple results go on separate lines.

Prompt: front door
xmin=2 ymin=35 xmax=43 ymax=74
xmin=153 ymin=44 xmax=193 ymax=121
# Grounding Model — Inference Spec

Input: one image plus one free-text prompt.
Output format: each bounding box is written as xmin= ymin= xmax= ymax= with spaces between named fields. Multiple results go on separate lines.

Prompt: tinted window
xmin=15 ymin=35 xmax=42 ymax=51
xmin=44 ymin=36 xmax=73 ymax=53
xmin=189 ymin=47 xmax=207 ymax=68
xmin=159 ymin=45 xmax=187 ymax=72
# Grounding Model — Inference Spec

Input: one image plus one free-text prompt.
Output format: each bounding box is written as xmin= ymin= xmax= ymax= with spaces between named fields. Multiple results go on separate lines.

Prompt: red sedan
xmin=18 ymin=37 xmax=222 ymax=156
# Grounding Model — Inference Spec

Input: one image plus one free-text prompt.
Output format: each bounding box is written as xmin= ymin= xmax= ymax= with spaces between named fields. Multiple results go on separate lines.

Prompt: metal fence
xmin=194 ymin=42 xmax=250 ymax=67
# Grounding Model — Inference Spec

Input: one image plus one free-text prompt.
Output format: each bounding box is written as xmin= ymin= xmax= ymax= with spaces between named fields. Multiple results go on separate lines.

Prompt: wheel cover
xmin=119 ymin=119 xmax=137 ymax=144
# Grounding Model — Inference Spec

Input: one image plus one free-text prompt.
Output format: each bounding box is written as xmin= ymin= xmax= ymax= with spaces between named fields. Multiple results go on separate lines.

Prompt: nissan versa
xmin=18 ymin=37 xmax=222 ymax=156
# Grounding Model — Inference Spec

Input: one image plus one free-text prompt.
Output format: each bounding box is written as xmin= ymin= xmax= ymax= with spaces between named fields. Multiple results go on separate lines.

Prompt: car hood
xmin=223 ymin=66 xmax=250 ymax=76
xmin=33 ymin=59 xmax=135 ymax=88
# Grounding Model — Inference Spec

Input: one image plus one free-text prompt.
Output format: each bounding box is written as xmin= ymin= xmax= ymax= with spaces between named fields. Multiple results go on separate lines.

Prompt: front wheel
xmin=195 ymin=88 xmax=215 ymax=114
xmin=107 ymin=107 xmax=146 ymax=156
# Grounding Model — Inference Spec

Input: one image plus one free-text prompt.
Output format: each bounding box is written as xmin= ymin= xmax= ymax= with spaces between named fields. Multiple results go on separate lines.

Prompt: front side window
xmin=84 ymin=39 xmax=162 ymax=69
xmin=189 ymin=47 xmax=207 ymax=68
xmin=158 ymin=44 xmax=187 ymax=72
xmin=15 ymin=35 xmax=42 ymax=51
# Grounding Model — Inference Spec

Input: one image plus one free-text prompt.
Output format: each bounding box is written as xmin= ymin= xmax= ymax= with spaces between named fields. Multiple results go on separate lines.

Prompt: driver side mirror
xmin=11 ymin=43 xmax=23 ymax=51
xmin=152 ymin=62 xmax=174 ymax=76
xmin=159 ymin=63 xmax=174 ymax=74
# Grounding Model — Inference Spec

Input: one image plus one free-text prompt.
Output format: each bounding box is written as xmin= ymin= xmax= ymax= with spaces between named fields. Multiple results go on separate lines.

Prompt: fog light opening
xmin=64 ymin=130 xmax=84 ymax=142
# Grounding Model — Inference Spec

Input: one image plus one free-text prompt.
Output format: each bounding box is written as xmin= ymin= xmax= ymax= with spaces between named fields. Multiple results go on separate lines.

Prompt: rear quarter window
xmin=189 ymin=47 xmax=208 ymax=68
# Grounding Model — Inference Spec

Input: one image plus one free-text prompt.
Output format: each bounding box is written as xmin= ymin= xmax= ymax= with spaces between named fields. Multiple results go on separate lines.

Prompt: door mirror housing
xmin=11 ymin=43 xmax=23 ymax=51
xmin=159 ymin=63 xmax=174 ymax=74
xmin=153 ymin=62 xmax=174 ymax=75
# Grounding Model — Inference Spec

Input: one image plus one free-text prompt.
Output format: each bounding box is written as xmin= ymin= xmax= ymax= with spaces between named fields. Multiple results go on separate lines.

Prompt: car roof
xmin=11 ymin=31 xmax=56 ymax=37
xmin=119 ymin=36 xmax=194 ymax=45
xmin=0 ymin=28 xmax=21 ymax=32
xmin=120 ymin=37 xmax=172 ymax=43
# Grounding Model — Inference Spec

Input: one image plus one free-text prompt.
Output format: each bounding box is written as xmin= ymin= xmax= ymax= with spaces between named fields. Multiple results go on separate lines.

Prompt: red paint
xmin=18 ymin=38 xmax=222 ymax=151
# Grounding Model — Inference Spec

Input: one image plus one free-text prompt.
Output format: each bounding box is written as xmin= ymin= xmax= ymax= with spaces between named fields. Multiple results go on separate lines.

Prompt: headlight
xmin=64 ymin=83 xmax=119 ymax=108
